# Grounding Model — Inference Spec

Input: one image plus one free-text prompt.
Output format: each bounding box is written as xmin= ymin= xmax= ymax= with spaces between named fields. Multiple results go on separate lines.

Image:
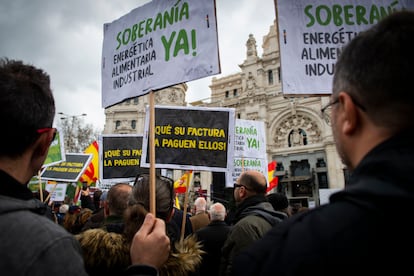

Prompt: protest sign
xmin=40 ymin=153 xmax=92 ymax=182
xmin=99 ymin=134 xmax=148 ymax=183
xmin=227 ymin=119 xmax=267 ymax=187
xmin=276 ymin=0 xmax=414 ymax=95
xmin=102 ymin=0 xmax=220 ymax=108
xmin=43 ymin=129 xmax=65 ymax=167
xmin=141 ymin=105 xmax=235 ymax=172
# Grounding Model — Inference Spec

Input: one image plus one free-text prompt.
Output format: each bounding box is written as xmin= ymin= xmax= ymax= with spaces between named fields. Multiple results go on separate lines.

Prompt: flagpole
xmin=180 ymin=170 xmax=193 ymax=242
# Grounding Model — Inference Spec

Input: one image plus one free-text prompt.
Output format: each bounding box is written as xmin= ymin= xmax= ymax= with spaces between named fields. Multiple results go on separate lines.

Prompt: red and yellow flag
xmin=266 ymin=161 xmax=278 ymax=193
xmin=79 ymin=140 xmax=99 ymax=185
xmin=174 ymin=170 xmax=193 ymax=194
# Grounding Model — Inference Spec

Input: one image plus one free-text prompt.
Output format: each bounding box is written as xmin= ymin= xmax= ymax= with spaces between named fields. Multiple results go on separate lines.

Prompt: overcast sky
xmin=0 ymin=0 xmax=276 ymax=130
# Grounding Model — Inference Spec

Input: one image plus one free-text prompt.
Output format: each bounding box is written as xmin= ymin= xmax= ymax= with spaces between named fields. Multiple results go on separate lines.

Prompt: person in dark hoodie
xmin=219 ymin=170 xmax=286 ymax=275
xmin=0 ymin=58 xmax=170 ymax=276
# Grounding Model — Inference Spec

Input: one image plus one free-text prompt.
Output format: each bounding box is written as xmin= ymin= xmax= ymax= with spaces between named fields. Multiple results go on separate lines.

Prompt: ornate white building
xmin=103 ymin=19 xmax=346 ymax=207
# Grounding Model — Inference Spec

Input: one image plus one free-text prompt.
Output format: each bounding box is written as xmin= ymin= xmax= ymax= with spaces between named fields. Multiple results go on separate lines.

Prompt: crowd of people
xmin=0 ymin=10 xmax=413 ymax=276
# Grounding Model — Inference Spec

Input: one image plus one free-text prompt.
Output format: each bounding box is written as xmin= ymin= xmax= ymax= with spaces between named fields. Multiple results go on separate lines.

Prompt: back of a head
xmin=128 ymin=174 xmax=174 ymax=221
xmin=239 ymin=170 xmax=267 ymax=195
xmin=0 ymin=58 xmax=55 ymax=156
xmin=194 ymin=197 xmax=207 ymax=212
xmin=333 ymin=10 xmax=414 ymax=131
xmin=209 ymin=202 xmax=226 ymax=222
xmin=107 ymin=183 xmax=132 ymax=216
xmin=266 ymin=193 xmax=289 ymax=211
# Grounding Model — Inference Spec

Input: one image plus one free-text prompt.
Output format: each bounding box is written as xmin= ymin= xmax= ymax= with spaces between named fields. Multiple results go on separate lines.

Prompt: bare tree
xmin=58 ymin=115 xmax=100 ymax=153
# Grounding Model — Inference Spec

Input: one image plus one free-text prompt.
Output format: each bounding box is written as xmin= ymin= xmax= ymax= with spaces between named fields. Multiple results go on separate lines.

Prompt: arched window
xmin=131 ymin=120 xmax=136 ymax=129
xmin=115 ymin=120 xmax=121 ymax=130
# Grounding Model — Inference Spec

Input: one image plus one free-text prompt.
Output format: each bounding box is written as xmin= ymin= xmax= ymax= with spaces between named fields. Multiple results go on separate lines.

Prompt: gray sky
xmin=0 ymin=0 xmax=276 ymax=130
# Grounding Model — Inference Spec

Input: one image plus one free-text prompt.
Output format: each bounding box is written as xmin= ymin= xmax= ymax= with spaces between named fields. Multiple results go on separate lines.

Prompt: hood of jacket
xmin=161 ymin=234 xmax=204 ymax=276
xmin=233 ymin=195 xmax=286 ymax=226
xmin=0 ymin=195 xmax=48 ymax=216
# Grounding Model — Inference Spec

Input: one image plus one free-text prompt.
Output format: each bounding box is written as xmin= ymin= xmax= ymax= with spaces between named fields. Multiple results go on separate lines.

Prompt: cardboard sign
xmin=102 ymin=0 xmax=220 ymax=108
xmin=40 ymin=153 xmax=92 ymax=182
xmin=277 ymin=0 xmax=414 ymax=95
xmin=100 ymin=134 xmax=148 ymax=183
xmin=141 ymin=105 xmax=235 ymax=172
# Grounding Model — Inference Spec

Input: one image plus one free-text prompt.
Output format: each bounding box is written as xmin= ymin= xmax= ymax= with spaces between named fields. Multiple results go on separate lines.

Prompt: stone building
xmin=103 ymin=20 xmax=346 ymax=207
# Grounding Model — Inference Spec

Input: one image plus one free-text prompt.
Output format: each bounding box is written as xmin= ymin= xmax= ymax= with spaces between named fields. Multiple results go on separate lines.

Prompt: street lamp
xmin=58 ymin=112 xmax=87 ymax=152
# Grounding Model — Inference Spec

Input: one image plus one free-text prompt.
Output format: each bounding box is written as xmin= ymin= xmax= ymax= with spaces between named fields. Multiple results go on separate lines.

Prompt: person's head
xmin=233 ymin=170 xmax=267 ymax=204
xmin=99 ymin=191 xmax=108 ymax=208
xmin=93 ymin=189 xmax=103 ymax=210
xmin=0 ymin=58 xmax=55 ymax=177
xmin=104 ymin=183 xmax=132 ymax=217
xmin=76 ymin=228 xmax=130 ymax=276
xmin=328 ymin=11 xmax=414 ymax=170
xmin=208 ymin=202 xmax=226 ymax=222
xmin=123 ymin=174 xmax=174 ymax=243
xmin=266 ymin=192 xmax=291 ymax=217
xmin=193 ymin=196 xmax=207 ymax=214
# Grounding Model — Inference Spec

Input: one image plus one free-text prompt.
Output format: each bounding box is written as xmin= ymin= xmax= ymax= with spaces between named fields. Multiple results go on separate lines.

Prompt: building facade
xmin=103 ymin=20 xmax=346 ymax=208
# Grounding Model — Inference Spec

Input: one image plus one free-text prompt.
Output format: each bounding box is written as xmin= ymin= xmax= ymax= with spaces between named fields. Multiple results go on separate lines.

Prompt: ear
xmin=104 ymin=201 xmax=110 ymax=216
xmin=338 ymin=92 xmax=361 ymax=135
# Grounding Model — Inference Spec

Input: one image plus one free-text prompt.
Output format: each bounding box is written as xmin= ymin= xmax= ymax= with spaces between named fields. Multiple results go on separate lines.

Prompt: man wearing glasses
xmin=0 ymin=59 xmax=169 ymax=276
xmin=233 ymin=10 xmax=414 ymax=276
xmin=219 ymin=170 xmax=287 ymax=275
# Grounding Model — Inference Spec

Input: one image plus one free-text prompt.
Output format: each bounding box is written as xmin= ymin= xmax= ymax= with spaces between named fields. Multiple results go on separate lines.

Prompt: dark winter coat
xmin=233 ymin=131 xmax=414 ymax=276
xmin=0 ymin=170 xmax=87 ymax=276
xmin=196 ymin=220 xmax=232 ymax=276
xmin=220 ymin=194 xmax=286 ymax=275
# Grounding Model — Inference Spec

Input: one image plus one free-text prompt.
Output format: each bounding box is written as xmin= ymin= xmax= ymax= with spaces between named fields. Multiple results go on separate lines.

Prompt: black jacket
xmin=233 ymin=131 xmax=414 ymax=275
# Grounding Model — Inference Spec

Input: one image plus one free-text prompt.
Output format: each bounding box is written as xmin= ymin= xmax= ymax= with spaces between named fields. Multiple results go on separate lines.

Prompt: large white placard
xmin=277 ymin=0 xmax=414 ymax=95
xmin=226 ymin=119 xmax=268 ymax=188
xmin=102 ymin=0 xmax=220 ymax=108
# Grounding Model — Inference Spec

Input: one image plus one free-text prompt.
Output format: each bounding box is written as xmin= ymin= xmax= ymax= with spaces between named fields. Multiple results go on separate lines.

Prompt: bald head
xmin=209 ymin=202 xmax=226 ymax=222
xmin=194 ymin=197 xmax=207 ymax=213
xmin=239 ymin=170 xmax=267 ymax=194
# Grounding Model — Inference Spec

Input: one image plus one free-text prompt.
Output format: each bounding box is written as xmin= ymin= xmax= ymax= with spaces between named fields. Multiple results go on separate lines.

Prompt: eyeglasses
xmin=234 ymin=183 xmax=249 ymax=190
xmin=37 ymin=127 xmax=57 ymax=144
xmin=321 ymin=94 xmax=367 ymax=124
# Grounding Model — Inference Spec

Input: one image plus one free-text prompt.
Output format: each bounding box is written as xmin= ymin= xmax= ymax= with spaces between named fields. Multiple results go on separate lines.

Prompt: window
xmin=277 ymin=66 xmax=281 ymax=82
xmin=225 ymin=90 xmax=229 ymax=98
xmin=131 ymin=120 xmax=136 ymax=129
xmin=133 ymin=97 xmax=138 ymax=104
xmin=233 ymin=89 xmax=238 ymax=96
xmin=115 ymin=120 xmax=121 ymax=130
xmin=268 ymin=70 xmax=274 ymax=85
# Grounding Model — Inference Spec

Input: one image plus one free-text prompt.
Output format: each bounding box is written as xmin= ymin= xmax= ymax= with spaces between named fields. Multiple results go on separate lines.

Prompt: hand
xmin=130 ymin=213 xmax=170 ymax=269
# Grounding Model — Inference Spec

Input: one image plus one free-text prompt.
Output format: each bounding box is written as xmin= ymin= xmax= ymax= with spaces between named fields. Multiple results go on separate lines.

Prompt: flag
xmin=79 ymin=140 xmax=99 ymax=185
xmin=266 ymin=161 xmax=278 ymax=193
xmin=174 ymin=170 xmax=192 ymax=194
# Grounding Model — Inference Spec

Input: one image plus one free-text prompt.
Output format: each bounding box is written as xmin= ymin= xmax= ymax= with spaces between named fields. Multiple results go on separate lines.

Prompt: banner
xmin=227 ymin=119 xmax=267 ymax=188
xmin=99 ymin=134 xmax=148 ymax=183
xmin=101 ymin=0 xmax=220 ymax=108
xmin=43 ymin=129 xmax=65 ymax=167
xmin=40 ymin=153 xmax=92 ymax=182
xmin=141 ymin=105 xmax=235 ymax=172
xmin=276 ymin=0 xmax=414 ymax=95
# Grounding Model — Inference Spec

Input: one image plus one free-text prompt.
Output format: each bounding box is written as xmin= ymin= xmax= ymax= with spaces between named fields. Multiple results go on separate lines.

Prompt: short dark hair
xmin=333 ymin=11 xmax=414 ymax=132
xmin=107 ymin=183 xmax=131 ymax=216
xmin=0 ymin=58 xmax=55 ymax=156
